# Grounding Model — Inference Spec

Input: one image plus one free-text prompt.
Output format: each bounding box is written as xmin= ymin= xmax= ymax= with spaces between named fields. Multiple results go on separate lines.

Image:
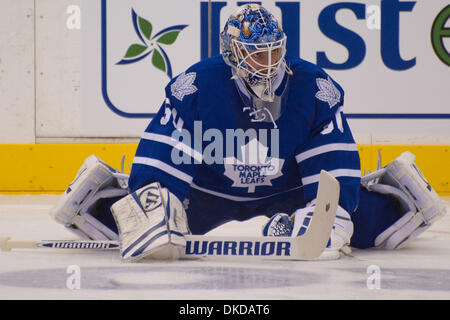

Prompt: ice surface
xmin=0 ymin=194 xmax=449 ymax=300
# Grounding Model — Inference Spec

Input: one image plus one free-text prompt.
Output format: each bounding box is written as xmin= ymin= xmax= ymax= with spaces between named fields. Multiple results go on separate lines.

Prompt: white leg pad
xmin=50 ymin=155 xmax=128 ymax=240
xmin=362 ymin=151 xmax=447 ymax=249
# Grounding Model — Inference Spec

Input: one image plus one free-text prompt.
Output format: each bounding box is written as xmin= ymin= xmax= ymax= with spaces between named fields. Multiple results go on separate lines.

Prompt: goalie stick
xmin=0 ymin=170 xmax=340 ymax=260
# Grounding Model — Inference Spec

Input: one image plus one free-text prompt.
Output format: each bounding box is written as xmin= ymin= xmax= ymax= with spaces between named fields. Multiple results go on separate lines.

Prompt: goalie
xmin=50 ymin=4 xmax=446 ymax=261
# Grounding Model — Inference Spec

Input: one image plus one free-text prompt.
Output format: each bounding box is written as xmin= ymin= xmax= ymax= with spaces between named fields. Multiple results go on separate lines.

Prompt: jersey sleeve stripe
xmin=133 ymin=156 xmax=193 ymax=184
xmin=295 ymin=143 xmax=358 ymax=164
xmin=301 ymin=169 xmax=361 ymax=186
xmin=141 ymin=132 xmax=203 ymax=163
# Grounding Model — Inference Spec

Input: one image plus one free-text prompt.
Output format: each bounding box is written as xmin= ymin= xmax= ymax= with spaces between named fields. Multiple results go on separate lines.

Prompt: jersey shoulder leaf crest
xmin=170 ymin=72 xmax=198 ymax=101
xmin=315 ymin=76 xmax=341 ymax=108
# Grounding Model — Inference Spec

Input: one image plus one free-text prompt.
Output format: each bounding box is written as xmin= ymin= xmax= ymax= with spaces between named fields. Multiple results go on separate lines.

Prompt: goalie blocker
xmin=110 ymin=182 xmax=190 ymax=261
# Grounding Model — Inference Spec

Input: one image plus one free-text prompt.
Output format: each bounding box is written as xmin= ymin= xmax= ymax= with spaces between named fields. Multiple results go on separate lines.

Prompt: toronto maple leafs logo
xmin=171 ymin=72 xmax=198 ymax=101
xmin=223 ymin=139 xmax=284 ymax=193
xmin=315 ymin=77 xmax=341 ymax=108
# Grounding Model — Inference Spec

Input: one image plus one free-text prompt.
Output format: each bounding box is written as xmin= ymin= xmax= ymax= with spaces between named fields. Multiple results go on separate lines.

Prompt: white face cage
xmin=230 ymin=37 xmax=287 ymax=85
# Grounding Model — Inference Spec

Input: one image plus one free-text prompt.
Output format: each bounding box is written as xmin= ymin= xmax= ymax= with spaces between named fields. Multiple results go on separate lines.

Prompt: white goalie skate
xmin=361 ymin=151 xmax=447 ymax=249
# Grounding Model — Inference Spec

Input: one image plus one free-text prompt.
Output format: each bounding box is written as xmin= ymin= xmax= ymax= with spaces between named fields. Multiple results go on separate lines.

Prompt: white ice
xmin=0 ymin=194 xmax=449 ymax=300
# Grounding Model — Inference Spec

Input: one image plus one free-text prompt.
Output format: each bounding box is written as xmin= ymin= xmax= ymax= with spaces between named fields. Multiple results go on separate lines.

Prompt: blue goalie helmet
xmin=220 ymin=4 xmax=288 ymax=101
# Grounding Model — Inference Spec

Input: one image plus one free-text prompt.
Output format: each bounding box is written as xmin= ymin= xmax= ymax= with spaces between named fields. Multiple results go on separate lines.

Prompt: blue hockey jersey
xmin=128 ymin=55 xmax=361 ymax=234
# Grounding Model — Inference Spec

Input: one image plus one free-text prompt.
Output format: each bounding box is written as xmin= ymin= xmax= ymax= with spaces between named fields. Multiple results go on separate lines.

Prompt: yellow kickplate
xmin=0 ymin=144 xmax=137 ymax=193
xmin=0 ymin=144 xmax=448 ymax=195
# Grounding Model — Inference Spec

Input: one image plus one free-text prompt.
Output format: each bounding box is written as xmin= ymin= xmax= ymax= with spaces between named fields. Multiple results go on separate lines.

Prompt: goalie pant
xmin=178 ymin=186 xmax=400 ymax=249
